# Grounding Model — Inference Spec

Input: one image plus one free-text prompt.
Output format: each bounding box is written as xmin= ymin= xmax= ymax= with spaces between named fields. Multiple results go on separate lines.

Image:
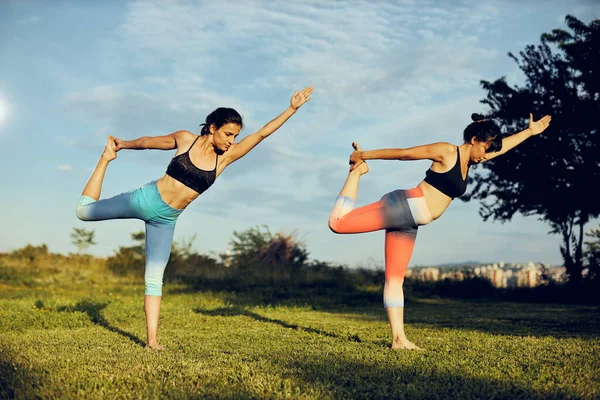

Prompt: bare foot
xmin=102 ymin=135 xmax=118 ymax=162
xmin=351 ymin=142 xmax=369 ymax=175
xmin=391 ymin=338 xmax=422 ymax=350
xmin=145 ymin=342 xmax=164 ymax=351
xmin=354 ymin=161 xmax=369 ymax=175
xmin=391 ymin=340 xmax=423 ymax=350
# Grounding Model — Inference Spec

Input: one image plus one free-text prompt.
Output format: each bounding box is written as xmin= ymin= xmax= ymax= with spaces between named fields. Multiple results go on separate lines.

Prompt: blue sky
xmin=1 ymin=0 xmax=598 ymax=268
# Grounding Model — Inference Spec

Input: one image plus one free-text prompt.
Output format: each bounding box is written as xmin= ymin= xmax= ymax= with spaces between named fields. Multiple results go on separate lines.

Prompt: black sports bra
xmin=423 ymin=146 xmax=468 ymax=199
xmin=165 ymin=136 xmax=218 ymax=195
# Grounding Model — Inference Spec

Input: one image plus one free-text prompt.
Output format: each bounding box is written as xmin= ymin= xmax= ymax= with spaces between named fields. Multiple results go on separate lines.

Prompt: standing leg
xmin=143 ymin=221 xmax=176 ymax=351
xmin=384 ymin=227 xmax=419 ymax=350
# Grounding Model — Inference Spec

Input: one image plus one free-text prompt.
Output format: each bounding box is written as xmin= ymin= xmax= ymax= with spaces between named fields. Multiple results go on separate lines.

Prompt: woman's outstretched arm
xmin=483 ymin=113 xmax=552 ymax=161
xmin=349 ymin=142 xmax=454 ymax=170
xmin=112 ymin=130 xmax=190 ymax=151
xmin=223 ymin=86 xmax=313 ymax=165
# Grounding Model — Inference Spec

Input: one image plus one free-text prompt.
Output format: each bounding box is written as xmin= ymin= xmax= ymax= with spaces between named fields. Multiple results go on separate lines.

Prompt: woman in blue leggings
xmin=76 ymin=86 xmax=313 ymax=350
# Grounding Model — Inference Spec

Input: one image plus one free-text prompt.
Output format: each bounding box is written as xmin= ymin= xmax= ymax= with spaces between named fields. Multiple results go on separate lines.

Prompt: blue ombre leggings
xmin=75 ymin=181 xmax=183 ymax=296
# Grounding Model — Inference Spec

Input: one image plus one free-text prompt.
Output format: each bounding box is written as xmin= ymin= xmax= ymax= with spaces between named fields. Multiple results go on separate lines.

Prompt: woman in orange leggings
xmin=328 ymin=113 xmax=552 ymax=349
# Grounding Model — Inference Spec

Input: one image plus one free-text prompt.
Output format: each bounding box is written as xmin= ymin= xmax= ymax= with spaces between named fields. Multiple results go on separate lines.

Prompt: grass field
xmin=1 ymin=260 xmax=599 ymax=399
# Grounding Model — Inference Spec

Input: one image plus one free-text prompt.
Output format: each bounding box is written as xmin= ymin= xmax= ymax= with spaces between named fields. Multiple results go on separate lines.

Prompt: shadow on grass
xmin=51 ymin=299 xmax=146 ymax=347
xmin=407 ymin=298 xmax=600 ymax=339
xmin=170 ymin=278 xmax=382 ymax=309
xmin=175 ymin=277 xmax=600 ymax=340
xmin=270 ymin=351 xmax=582 ymax=400
xmin=0 ymin=354 xmax=42 ymax=399
xmin=195 ymin=307 xmax=363 ymax=343
xmin=191 ymin=289 xmax=600 ymax=341
xmin=194 ymin=306 xmax=566 ymax=399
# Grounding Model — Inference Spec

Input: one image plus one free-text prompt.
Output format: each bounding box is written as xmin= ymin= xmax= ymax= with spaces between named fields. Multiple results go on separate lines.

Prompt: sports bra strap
xmin=186 ymin=135 xmax=201 ymax=153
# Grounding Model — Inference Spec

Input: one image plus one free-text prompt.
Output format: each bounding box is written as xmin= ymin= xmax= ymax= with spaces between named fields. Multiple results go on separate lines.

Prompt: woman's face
xmin=469 ymin=138 xmax=494 ymax=163
xmin=210 ymin=123 xmax=241 ymax=152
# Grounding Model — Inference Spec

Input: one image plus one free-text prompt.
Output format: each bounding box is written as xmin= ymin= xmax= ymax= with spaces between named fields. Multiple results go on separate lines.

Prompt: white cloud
xmin=57 ymin=165 xmax=72 ymax=172
xmin=22 ymin=15 xmax=41 ymax=24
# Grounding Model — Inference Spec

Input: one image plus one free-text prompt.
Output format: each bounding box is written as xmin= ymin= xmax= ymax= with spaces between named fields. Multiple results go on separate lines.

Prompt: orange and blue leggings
xmin=329 ymin=187 xmax=433 ymax=308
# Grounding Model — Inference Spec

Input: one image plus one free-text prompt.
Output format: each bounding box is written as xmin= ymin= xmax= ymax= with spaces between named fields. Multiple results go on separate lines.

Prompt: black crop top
xmin=165 ymin=135 xmax=218 ymax=195
xmin=423 ymin=146 xmax=468 ymax=199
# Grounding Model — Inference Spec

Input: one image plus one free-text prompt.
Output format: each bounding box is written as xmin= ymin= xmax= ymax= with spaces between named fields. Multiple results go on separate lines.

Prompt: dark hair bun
xmin=471 ymin=113 xmax=485 ymax=122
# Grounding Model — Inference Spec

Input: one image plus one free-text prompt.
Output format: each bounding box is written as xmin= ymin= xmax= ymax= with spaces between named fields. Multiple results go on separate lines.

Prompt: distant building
xmin=489 ymin=269 xmax=506 ymax=288
xmin=415 ymin=267 xmax=440 ymax=281
xmin=408 ymin=261 xmax=566 ymax=289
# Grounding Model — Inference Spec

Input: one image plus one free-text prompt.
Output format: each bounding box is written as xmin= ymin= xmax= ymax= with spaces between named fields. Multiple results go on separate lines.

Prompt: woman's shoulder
xmin=172 ymin=130 xmax=198 ymax=145
xmin=429 ymin=142 xmax=457 ymax=157
xmin=173 ymin=130 xmax=196 ymax=139
xmin=424 ymin=142 xmax=458 ymax=166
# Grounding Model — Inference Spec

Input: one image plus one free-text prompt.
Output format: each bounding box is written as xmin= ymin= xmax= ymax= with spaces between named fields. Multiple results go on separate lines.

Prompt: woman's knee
xmin=385 ymin=276 xmax=405 ymax=287
xmin=384 ymin=278 xmax=405 ymax=308
xmin=144 ymin=263 xmax=167 ymax=296
xmin=328 ymin=217 xmax=341 ymax=233
xmin=75 ymin=196 xmax=96 ymax=221
xmin=75 ymin=206 xmax=90 ymax=221
xmin=144 ymin=274 xmax=164 ymax=296
xmin=145 ymin=282 xmax=163 ymax=296
xmin=329 ymin=216 xmax=349 ymax=234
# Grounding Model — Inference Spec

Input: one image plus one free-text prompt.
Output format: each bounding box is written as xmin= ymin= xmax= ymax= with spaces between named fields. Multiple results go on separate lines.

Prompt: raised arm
xmin=223 ymin=86 xmax=313 ymax=165
xmin=483 ymin=113 xmax=552 ymax=161
xmin=349 ymin=142 xmax=454 ymax=170
xmin=113 ymin=130 xmax=190 ymax=151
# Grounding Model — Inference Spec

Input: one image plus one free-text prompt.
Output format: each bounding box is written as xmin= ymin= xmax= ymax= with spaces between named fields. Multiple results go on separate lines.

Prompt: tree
xmin=106 ymin=231 xmax=145 ymax=276
xmin=106 ymin=231 xmax=209 ymax=278
xmin=226 ymin=225 xmax=309 ymax=269
xmin=463 ymin=16 xmax=600 ymax=283
xmin=70 ymin=228 xmax=97 ymax=254
xmin=583 ymin=226 xmax=600 ymax=281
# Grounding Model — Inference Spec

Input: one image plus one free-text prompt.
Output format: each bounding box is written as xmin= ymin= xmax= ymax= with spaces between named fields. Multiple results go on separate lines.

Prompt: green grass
xmin=1 ymin=262 xmax=599 ymax=399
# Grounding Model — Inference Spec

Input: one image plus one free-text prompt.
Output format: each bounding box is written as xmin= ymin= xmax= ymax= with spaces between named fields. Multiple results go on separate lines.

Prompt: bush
xmin=106 ymin=246 xmax=145 ymax=277
xmin=9 ymin=244 xmax=49 ymax=263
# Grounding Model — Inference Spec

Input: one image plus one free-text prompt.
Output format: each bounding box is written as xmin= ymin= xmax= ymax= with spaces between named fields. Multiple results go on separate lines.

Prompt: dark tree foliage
xmin=584 ymin=226 xmax=600 ymax=281
xmin=226 ymin=225 xmax=309 ymax=270
xmin=463 ymin=16 xmax=600 ymax=283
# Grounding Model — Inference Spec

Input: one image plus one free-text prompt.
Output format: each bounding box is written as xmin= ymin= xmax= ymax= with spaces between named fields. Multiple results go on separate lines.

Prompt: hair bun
xmin=471 ymin=113 xmax=485 ymax=122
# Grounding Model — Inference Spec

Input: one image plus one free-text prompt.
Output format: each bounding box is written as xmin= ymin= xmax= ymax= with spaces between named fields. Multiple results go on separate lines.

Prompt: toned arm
xmin=358 ymin=142 xmax=454 ymax=162
xmin=482 ymin=113 xmax=552 ymax=162
xmin=224 ymin=107 xmax=297 ymax=165
xmin=222 ymin=86 xmax=313 ymax=166
xmin=115 ymin=130 xmax=190 ymax=151
xmin=482 ymin=128 xmax=532 ymax=161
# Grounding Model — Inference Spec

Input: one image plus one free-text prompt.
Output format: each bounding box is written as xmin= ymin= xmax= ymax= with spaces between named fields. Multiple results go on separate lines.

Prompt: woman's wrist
xmin=524 ymin=127 xmax=534 ymax=137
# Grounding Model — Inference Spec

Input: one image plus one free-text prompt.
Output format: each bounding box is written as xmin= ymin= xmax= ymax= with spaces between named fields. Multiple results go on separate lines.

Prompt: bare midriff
xmin=155 ymin=174 xmax=201 ymax=211
xmin=157 ymin=173 xmax=453 ymax=219
xmin=417 ymin=180 xmax=453 ymax=220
